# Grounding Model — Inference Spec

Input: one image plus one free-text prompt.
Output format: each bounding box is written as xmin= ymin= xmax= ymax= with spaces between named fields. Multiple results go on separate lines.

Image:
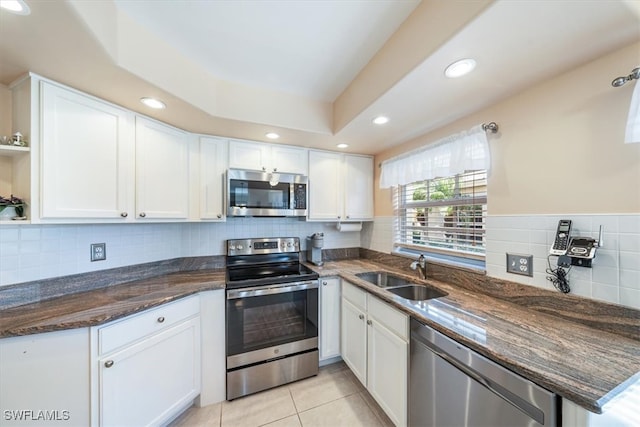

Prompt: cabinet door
xmin=99 ymin=318 xmax=200 ymax=427
xmin=228 ymin=140 xmax=269 ymax=171
xmin=367 ymin=318 xmax=408 ymax=427
xmin=271 ymin=145 xmax=308 ymax=175
xmin=40 ymin=82 xmax=134 ymax=219
xmin=320 ymin=277 xmax=341 ymax=360
xmin=135 ymin=117 xmax=189 ymax=219
xmin=0 ymin=329 xmax=90 ymax=427
xmin=308 ymin=150 xmax=342 ymax=221
xmin=343 ymin=155 xmax=374 ymax=221
xmin=340 ymin=297 xmax=367 ymax=386
xmin=199 ymin=136 xmax=227 ymax=220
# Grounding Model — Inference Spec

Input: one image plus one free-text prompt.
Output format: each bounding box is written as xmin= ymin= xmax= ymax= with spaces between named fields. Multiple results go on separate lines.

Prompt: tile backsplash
xmin=362 ymin=214 xmax=640 ymax=310
xmin=2 ymin=214 xmax=638 ymax=310
xmin=0 ymin=218 xmax=361 ymax=286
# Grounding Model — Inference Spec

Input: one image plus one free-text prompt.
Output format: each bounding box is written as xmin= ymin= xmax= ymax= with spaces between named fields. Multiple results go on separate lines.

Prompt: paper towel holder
xmin=336 ymin=222 xmax=362 ymax=232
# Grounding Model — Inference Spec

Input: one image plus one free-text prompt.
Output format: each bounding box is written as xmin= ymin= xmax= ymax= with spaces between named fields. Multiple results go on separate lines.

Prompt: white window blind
xmin=394 ymin=170 xmax=487 ymax=259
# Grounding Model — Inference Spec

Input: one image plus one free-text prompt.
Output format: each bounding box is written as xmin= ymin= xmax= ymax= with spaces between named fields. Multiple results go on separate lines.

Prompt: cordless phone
xmin=550 ymin=219 xmax=572 ymax=255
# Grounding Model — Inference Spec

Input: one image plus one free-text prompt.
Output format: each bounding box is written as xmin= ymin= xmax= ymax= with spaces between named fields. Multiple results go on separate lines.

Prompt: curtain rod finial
xmin=482 ymin=122 xmax=499 ymax=133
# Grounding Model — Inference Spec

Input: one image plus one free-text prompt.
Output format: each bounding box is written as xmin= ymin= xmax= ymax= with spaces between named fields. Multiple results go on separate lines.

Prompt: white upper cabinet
xmin=308 ymin=151 xmax=373 ymax=221
xmin=308 ymin=150 xmax=343 ymax=221
xmin=228 ymin=139 xmax=308 ymax=175
xmin=135 ymin=116 xmax=190 ymax=220
xmin=199 ymin=136 xmax=228 ymax=220
xmin=343 ymin=155 xmax=374 ymax=221
xmin=40 ymin=81 xmax=134 ymax=219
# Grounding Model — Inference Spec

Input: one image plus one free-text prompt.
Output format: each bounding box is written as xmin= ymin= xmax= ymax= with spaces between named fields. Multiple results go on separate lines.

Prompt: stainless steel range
xmin=225 ymin=237 xmax=320 ymax=400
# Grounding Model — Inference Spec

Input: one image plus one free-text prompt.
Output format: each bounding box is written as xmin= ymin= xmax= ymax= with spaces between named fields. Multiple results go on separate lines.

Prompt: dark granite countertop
xmin=0 ymin=269 xmax=225 ymax=337
xmin=1 ymin=257 xmax=638 ymax=415
xmin=309 ymin=260 xmax=640 ymax=415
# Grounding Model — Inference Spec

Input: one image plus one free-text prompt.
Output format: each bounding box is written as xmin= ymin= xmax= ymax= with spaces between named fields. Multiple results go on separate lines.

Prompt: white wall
xmin=0 ymin=218 xmax=361 ymax=287
xmin=361 ymin=214 xmax=640 ymax=310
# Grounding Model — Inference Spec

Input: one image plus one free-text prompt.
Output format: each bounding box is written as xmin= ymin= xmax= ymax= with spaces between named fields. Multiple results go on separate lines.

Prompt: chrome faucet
xmin=410 ymin=254 xmax=427 ymax=279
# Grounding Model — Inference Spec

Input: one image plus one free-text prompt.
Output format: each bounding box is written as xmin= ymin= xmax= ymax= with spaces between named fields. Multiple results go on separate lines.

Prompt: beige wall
xmin=0 ymin=84 xmax=10 ymax=136
xmin=374 ymin=41 xmax=640 ymax=216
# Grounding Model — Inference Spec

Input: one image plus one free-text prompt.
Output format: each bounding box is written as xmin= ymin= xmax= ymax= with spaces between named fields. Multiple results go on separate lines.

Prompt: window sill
xmin=393 ymin=246 xmax=486 ymax=274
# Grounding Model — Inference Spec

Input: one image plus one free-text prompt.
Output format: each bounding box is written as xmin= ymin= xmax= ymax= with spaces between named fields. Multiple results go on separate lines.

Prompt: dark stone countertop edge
xmin=0 ymin=270 xmax=226 ymax=338
xmin=307 ymin=260 xmax=640 ymax=415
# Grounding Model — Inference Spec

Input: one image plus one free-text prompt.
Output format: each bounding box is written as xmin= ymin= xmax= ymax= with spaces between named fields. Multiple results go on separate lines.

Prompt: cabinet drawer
xmin=341 ymin=280 xmax=367 ymax=309
xmin=99 ymin=295 xmax=199 ymax=355
xmin=367 ymin=295 xmax=408 ymax=341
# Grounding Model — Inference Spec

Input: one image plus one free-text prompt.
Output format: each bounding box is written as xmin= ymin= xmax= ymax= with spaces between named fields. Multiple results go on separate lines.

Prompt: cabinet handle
xmin=120 ymin=212 xmax=128 ymax=218
xmin=346 ymin=215 xmax=350 ymax=219
xmin=139 ymin=212 xmax=146 ymax=218
xmin=337 ymin=216 xmax=341 ymax=219
xmin=273 ymin=168 xmax=277 ymax=172
xmin=262 ymin=167 xmax=266 ymax=172
xmin=217 ymin=214 xmax=222 ymax=219
xmin=367 ymin=320 xmax=372 ymax=326
xmin=157 ymin=316 xmax=165 ymax=323
xmin=322 ymin=281 xmax=327 ymax=286
xmin=358 ymin=314 xmax=365 ymax=320
xmin=104 ymin=360 xmax=114 ymax=368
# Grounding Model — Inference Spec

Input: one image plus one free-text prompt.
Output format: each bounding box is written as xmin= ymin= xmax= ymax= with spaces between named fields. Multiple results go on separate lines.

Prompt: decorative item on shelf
xmin=0 ymin=194 xmax=27 ymax=220
xmin=0 ymin=135 xmax=10 ymax=145
xmin=12 ymin=132 xmax=27 ymax=147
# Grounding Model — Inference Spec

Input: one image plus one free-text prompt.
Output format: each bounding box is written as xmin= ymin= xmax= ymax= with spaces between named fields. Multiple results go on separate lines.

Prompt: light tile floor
xmin=169 ymin=362 xmax=394 ymax=427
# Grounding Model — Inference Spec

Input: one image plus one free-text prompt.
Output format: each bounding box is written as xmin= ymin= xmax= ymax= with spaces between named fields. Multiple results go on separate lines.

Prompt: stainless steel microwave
xmin=227 ymin=169 xmax=308 ymax=217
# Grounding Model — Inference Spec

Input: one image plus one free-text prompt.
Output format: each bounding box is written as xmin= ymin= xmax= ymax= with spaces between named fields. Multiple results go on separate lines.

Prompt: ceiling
xmin=0 ymin=0 xmax=639 ymax=155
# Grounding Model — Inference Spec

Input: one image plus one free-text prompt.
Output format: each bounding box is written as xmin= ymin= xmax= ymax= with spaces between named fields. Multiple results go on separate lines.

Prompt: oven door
xmin=226 ymin=281 xmax=319 ymax=369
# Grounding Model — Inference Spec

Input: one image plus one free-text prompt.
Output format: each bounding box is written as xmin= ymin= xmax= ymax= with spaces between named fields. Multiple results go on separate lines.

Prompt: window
xmin=394 ymin=170 xmax=487 ymax=260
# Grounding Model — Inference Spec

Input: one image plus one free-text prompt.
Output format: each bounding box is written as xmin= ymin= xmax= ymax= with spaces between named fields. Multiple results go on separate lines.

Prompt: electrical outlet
xmin=91 ymin=243 xmax=106 ymax=262
xmin=506 ymin=253 xmax=533 ymax=277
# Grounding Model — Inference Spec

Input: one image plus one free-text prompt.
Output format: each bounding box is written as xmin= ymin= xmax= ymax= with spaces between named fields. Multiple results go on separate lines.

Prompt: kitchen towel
xmin=336 ymin=222 xmax=362 ymax=232
xmin=625 ymin=79 xmax=640 ymax=144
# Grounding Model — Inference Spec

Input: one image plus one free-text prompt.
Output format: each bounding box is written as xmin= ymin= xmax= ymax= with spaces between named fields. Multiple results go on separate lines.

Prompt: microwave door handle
xmin=227 ymin=281 xmax=319 ymax=299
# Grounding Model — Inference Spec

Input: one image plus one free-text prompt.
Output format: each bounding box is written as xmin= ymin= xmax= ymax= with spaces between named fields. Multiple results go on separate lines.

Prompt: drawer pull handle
xmin=358 ymin=314 xmax=365 ymax=320
xmin=322 ymin=281 xmax=327 ymax=286
xmin=120 ymin=212 xmax=128 ymax=218
xmin=104 ymin=360 xmax=114 ymax=368
xmin=367 ymin=320 xmax=372 ymax=326
xmin=139 ymin=212 xmax=146 ymax=218
xmin=157 ymin=316 xmax=165 ymax=323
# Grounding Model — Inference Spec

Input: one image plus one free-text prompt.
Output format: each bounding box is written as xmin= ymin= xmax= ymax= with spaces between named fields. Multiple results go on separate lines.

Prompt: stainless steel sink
xmin=355 ymin=271 xmax=412 ymax=288
xmin=387 ymin=285 xmax=447 ymax=301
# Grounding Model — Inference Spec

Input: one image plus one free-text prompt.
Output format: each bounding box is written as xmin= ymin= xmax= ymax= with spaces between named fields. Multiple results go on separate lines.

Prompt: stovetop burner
xmin=225 ymin=237 xmax=319 ymax=289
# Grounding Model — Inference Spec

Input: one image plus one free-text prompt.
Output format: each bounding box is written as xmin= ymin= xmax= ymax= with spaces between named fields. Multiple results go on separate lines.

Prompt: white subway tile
xmin=619 ymin=216 xmax=640 ymax=234
xmin=620 ymin=269 xmax=640 ymax=291
xmin=619 ymin=287 xmax=640 ymax=309
xmin=619 ymin=234 xmax=640 ymax=253
xmin=619 ymin=251 xmax=640 ymax=272
xmin=592 ymin=266 xmax=619 ymax=287
xmin=591 ymin=282 xmax=620 ymax=305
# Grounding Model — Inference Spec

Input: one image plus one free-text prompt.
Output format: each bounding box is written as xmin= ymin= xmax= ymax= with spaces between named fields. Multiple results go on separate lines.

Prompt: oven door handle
xmin=226 ymin=281 xmax=319 ymax=299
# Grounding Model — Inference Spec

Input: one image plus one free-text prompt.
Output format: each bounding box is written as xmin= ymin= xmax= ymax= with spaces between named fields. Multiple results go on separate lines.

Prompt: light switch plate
xmin=91 ymin=243 xmax=106 ymax=262
xmin=506 ymin=253 xmax=533 ymax=277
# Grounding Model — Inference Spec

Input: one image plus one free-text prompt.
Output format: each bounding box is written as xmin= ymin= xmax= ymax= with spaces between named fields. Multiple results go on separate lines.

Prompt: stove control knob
xmin=287 ymin=242 xmax=292 ymax=247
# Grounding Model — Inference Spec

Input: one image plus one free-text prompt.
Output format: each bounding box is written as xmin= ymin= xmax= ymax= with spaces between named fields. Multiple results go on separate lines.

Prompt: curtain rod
xmin=612 ymin=67 xmax=640 ymax=87
xmin=482 ymin=122 xmax=499 ymax=133
xmin=377 ymin=122 xmax=499 ymax=167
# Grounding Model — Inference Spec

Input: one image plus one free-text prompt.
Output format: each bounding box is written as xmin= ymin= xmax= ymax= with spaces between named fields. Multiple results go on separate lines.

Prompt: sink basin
xmin=387 ymin=285 xmax=447 ymax=301
xmin=355 ymin=271 xmax=412 ymax=288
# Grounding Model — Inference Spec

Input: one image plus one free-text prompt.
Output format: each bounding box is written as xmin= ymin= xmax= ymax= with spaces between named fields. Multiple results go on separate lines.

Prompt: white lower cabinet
xmin=0 ymin=328 xmax=91 ymax=427
xmin=341 ymin=280 xmax=409 ymax=426
xmin=92 ymin=295 xmax=201 ymax=427
xmin=319 ymin=277 xmax=341 ymax=361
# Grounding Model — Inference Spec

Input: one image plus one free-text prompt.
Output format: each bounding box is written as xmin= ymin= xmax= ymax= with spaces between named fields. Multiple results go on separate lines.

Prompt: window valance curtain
xmin=379 ymin=124 xmax=491 ymax=189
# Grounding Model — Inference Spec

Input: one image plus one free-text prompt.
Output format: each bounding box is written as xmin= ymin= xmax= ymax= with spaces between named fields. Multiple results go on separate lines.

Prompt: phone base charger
xmin=557 ymin=255 xmax=571 ymax=268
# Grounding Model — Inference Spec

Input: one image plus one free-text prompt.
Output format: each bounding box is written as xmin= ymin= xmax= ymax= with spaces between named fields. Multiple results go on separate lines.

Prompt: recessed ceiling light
xmin=372 ymin=116 xmax=389 ymax=125
xmin=140 ymin=97 xmax=166 ymax=109
xmin=444 ymin=58 xmax=476 ymax=78
xmin=0 ymin=0 xmax=30 ymax=15
xmin=336 ymin=143 xmax=349 ymax=149
xmin=265 ymin=132 xmax=280 ymax=140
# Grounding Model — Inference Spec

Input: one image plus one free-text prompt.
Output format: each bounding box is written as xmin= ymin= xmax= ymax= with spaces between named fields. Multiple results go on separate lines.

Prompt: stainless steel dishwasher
xmin=410 ymin=319 xmax=558 ymax=427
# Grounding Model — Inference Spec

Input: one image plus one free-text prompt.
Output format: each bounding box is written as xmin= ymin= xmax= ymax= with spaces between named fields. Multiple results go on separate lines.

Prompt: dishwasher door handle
xmin=413 ymin=331 xmax=546 ymax=425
